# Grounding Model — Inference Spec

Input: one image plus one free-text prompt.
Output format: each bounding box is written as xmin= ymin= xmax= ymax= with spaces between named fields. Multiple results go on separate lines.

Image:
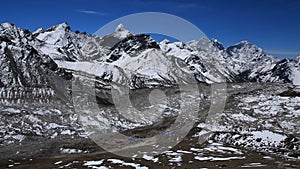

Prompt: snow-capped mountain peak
xmin=0 ymin=22 xmax=34 ymax=47
xmin=230 ymin=40 xmax=278 ymax=63
xmin=35 ymin=22 xmax=72 ymax=45
xmin=1 ymin=22 xmax=15 ymax=29
xmin=32 ymin=23 xmax=70 ymax=37
xmin=50 ymin=22 xmax=71 ymax=32
xmin=211 ymin=38 xmax=225 ymax=50
xmin=112 ymin=23 xmax=132 ymax=39
xmin=239 ymin=40 xmax=250 ymax=44
xmin=0 ymin=22 xmax=71 ymax=88
xmin=115 ymin=23 xmax=125 ymax=32
xmin=0 ymin=22 xmax=22 ymax=35
xmin=32 ymin=27 xmax=44 ymax=35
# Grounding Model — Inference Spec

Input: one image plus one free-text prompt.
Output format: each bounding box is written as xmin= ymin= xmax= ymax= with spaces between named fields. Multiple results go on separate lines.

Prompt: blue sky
xmin=1 ymin=0 xmax=299 ymax=58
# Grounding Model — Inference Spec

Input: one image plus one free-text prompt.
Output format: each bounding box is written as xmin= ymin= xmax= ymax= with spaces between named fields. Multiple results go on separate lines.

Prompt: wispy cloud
xmin=134 ymin=1 xmax=203 ymax=10
xmin=77 ymin=10 xmax=107 ymax=16
xmin=265 ymin=50 xmax=299 ymax=56
xmin=176 ymin=3 xmax=198 ymax=9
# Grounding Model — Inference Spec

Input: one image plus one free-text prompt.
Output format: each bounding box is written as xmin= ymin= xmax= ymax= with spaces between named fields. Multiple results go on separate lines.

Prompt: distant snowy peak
xmin=51 ymin=22 xmax=71 ymax=31
xmin=32 ymin=27 xmax=44 ymax=35
xmin=227 ymin=40 xmax=278 ymax=62
xmin=0 ymin=23 xmax=70 ymax=87
xmin=33 ymin=22 xmax=94 ymax=61
xmin=35 ymin=22 xmax=71 ymax=35
xmin=0 ymin=22 xmax=16 ymax=31
xmin=226 ymin=41 xmax=277 ymax=74
xmin=0 ymin=22 xmax=20 ymax=32
xmin=0 ymin=22 xmax=33 ymax=45
xmin=113 ymin=24 xmax=132 ymax=39
xmin=211 ymin=38 xmax=225 ymax=50
xmin=107 ymin=34 xmax=159 ymax=61
xmin=98 ymin=24 xmax=133 ymax=49
xmin=227 ymin=41 xmax=266 ymax=60
xmin=35 ymin=22 xmax=72 ymax=46
xmin=160 ymin=39 xmax=234 ymax=83
xmin=115 ymin=23 xmax=125 ymax=31
xmin=187 ymin=38 xmax=213 ymax=51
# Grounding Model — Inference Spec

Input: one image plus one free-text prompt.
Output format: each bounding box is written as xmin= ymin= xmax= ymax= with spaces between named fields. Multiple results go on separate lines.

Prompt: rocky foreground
xmin=0 ymin=83 xmax=299 ymax=168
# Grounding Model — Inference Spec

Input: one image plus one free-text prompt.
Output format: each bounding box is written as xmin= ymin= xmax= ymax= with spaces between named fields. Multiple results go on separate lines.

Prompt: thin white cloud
xmin=77 ymin=10 xmax=107 ymax=16
xmin=265 ymin=50 xmax=299 ymax=56
xmin=137 ymin=1 xmax=201 ymax=9
xmin=176 ymin=3 xmax=198 ymax=9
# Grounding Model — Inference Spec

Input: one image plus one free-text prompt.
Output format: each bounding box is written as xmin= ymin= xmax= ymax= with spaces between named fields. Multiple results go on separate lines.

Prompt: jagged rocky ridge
xmin=0 ymin=22 xmax=299 ymax=91
xmin=0 ymin=23 xmax=71 ymax=88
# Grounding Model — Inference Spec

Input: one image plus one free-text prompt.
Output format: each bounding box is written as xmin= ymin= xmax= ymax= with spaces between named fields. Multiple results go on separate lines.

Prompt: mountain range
xmin=0 ymin=22 xmax=299 ymax=91
xmin=1 ymin=22 xmax=300 ymax=164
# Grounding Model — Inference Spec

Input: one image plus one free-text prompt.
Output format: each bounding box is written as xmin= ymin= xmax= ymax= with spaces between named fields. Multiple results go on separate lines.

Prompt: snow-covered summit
xmin=32 ymin=22 xmax=95 ymax=61
xmin=0 ymin=22 xmax=32 ymax=42
xmin=51 ymin=22 xmax=71 ymax=31
xmin=226 ymin=41 xmax=277 ymax=74
xmin=1 ymin=22 xmax=15 ymax=29
xmin=111 ymin=23 xmax=132 ymax=39
xmin=35 ymin=22 xmax=71 ymax=45
xmin=211 ymin=38 xmax=225 ymax=50
xmin=0 ymin=22 xmax=70 ymax=87
xmin=115 ymin=23 xmax=125 ymax=32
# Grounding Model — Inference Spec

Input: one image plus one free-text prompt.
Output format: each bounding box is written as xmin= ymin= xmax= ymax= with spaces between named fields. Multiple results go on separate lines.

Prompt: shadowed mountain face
xmin=0 ymin=23 xmax=71 ymax=88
